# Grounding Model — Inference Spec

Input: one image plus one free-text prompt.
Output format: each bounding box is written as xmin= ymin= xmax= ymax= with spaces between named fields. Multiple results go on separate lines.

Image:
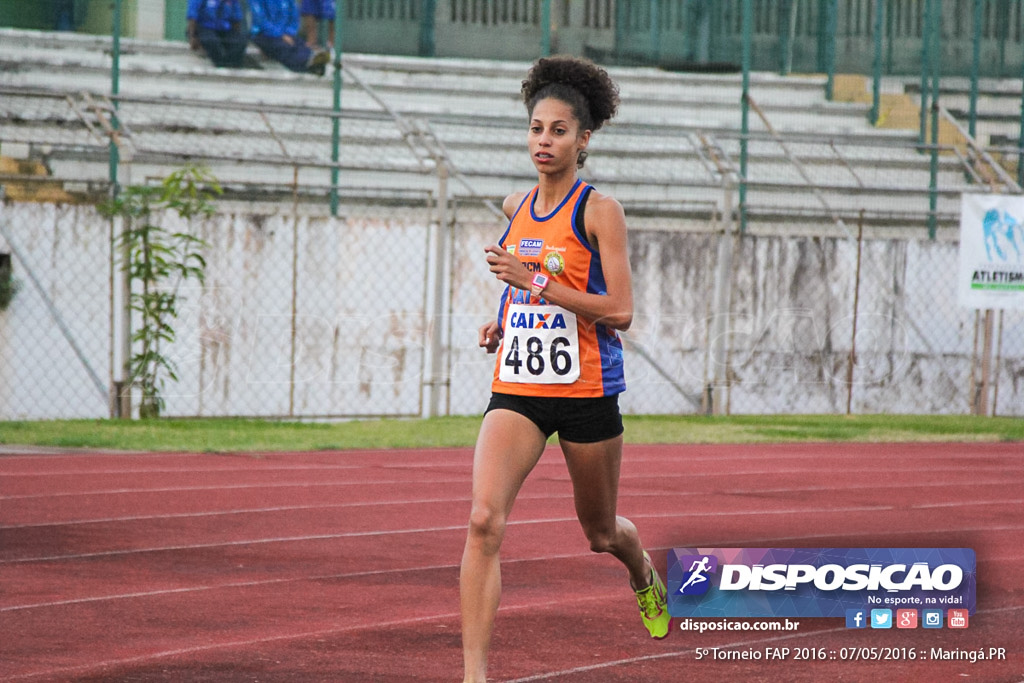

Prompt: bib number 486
xmin=498 ymin=304 xmax=580 ymax=384
xmin=504 ymin=335 xmax=573 ymax=377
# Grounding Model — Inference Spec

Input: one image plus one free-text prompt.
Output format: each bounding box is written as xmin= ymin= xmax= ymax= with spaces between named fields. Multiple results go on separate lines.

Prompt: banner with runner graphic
xmin=667 ymin=548 xmax=976 ymax=619
xmin=958 ymin=193 xmax=1024 ymax=310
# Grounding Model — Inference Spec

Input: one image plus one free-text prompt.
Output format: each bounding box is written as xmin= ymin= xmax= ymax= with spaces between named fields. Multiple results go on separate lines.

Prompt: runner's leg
xmin=461 ymin=409 xmax=548 ymax=683
xmin=560 ymin=435 xmax=650 ymax=588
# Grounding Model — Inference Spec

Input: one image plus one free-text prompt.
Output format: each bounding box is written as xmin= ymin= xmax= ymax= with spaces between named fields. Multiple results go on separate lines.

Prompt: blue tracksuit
xmin=186 ymin=0 xmax=244 ymax=32
xmin=248 ymin=0 xmax=319 ymax=72
xmin=249 ymin=0 xmax=301 ymax=38
xmin=187 ymin=0 xmax=246 ymax=68
xmin=301 ymin=0 xmax=336 ymax=20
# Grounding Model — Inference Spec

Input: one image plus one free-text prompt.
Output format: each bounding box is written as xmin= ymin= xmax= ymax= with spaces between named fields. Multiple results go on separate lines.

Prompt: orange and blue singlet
xmin=491 ymin=180 xmax=626 ymax=398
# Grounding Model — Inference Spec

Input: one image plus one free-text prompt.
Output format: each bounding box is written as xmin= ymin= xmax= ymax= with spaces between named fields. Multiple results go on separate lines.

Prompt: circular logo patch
xmin=543 ymin=251 xmax=565 ymax=275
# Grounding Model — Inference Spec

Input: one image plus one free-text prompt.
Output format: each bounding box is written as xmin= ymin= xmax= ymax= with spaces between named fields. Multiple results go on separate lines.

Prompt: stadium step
xmin=0 ymin=27 xmax=1006 ymax=224
xmin=0 ymin=155 xmax=87 ymax=203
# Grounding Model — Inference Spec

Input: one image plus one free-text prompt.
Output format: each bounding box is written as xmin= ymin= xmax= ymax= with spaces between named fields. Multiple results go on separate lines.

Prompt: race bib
xmin=498 ymin=304 xmax=580 ymax=384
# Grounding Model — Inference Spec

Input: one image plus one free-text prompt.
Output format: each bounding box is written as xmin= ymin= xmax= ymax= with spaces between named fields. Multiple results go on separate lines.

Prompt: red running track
xmin=1 ymin=442 xmax=1022 ymax=682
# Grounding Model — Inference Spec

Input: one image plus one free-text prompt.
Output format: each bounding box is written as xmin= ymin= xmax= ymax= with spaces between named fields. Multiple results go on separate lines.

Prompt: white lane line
xmin=1 ymin=498 xmax=468 ymax=529
xmin=0 ymin=447 xmax=465 ymax=461
xmin=0 ymin=477 xmax=470 ymax=500
xmin=4 ymin=490 xmax=1021 ymax=531
xmin=4 ymin=464 xmax=1020 ymax=501
xmin=3 ymin=508 xmax=1021 ymax=565
xmin=5 ymin=548 xmax=1021 ymax=614
xmin=0 ymin=551 xmax=583 ymax=612
xmin=0 ymin=594 xmax=605 ymax=681
xmin=0 ymin=505 xmax=909 ymax=563
xmin=0 ymin=524 xmax=464 ymax=564
xmin=0 ymin=462 xmax=473 ymax=477
xmin=5 ymin=445 xmax=1014 ymax=477
xmin=5 ymin=438 xmax=1019 ymax=458
xmin=912 ymin=498 xmax=1024 ymax=509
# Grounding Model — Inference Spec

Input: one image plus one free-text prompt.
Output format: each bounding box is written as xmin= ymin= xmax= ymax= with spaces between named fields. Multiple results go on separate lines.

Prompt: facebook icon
xmin=846 ymin=609 xmax=867 ymax=629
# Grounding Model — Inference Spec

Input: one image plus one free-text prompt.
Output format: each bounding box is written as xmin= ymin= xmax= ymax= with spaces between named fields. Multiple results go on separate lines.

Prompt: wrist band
xmin=530 ymin=273 xmax=549 ymax=299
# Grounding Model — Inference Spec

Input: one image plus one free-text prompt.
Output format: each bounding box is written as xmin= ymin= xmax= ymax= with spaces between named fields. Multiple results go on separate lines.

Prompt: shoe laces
xmin=637 ymin=579 xmax=664 ymax=619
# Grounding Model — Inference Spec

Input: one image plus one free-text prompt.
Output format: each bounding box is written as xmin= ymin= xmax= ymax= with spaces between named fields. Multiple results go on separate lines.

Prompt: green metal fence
xmin=2 ymin=1 xmax=1023 ymax=419
xmin=9 ymin=0 xmax=1022 ymax=77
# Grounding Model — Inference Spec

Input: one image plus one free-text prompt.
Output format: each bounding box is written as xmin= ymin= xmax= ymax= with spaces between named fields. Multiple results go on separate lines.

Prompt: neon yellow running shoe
xmin=633 ymin=550 xmax=671 ymax=639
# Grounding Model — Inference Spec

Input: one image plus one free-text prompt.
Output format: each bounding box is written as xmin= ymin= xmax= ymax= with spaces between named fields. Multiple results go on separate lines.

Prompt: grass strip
xmin=0 ymin=414 xmax=1021 ymax=453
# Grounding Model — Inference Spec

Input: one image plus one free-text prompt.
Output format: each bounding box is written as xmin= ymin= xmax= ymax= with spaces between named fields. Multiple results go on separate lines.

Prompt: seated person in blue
xmin=186 ymin=0 xmax=247 ymax=68
xmin=300 ymin=0 xmax=335 ymax=49
xmin=249 ymin=0 xmax=330 ymax=76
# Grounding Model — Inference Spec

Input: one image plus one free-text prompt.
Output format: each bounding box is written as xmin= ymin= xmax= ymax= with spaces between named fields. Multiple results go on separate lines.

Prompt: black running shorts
xmin=485 ymin=392 xmax=624 ymax=444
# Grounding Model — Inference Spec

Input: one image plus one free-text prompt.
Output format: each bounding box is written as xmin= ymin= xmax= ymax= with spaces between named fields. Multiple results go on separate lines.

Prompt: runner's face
xmin=528 ymin=98 xmax=590 ymax=175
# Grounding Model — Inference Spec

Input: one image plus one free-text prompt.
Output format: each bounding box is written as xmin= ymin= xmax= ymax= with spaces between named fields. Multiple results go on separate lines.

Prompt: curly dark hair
xmin=521 ymin=55 xmax=620 ymax=134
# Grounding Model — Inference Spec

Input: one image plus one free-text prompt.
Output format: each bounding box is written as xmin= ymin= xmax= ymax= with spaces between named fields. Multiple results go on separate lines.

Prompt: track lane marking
xmin=3 ymin=515 xmax=1021 ymax=565
xmin=4 ymin=465 xmax=1021 ymax=500
xmin=4 ymin=446 xmax=1016 ymax=477
xmin=4 ymin=492 xmax=1021 ymax=530
xmin=4 ymin=550 xmax=1021 ymax=613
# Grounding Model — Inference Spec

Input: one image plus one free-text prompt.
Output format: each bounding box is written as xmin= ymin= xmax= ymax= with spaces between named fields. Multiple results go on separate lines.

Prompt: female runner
xmin=460 ymin=56 xmax=670 ymax=683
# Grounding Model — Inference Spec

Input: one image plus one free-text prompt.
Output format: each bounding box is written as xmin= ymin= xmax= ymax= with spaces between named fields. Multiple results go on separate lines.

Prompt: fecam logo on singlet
xmin=518 ymin=238 xmax=544 ymax=257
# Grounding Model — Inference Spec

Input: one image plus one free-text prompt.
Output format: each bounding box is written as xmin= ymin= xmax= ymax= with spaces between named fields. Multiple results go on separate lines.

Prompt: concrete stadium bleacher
xmin=0 ymin=27 xmax=1007 ymax=230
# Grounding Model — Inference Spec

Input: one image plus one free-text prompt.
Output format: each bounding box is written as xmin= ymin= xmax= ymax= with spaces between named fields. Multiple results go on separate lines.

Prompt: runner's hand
xmin=478 ymin=320 xmax=501 ymax=354
xmin=484 ymin=244 xmax=530 ymax=291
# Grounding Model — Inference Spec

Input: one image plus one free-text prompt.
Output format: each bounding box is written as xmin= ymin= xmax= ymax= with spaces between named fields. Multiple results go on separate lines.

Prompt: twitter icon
xmin=871 ymin=609 xmax=893 ymax=629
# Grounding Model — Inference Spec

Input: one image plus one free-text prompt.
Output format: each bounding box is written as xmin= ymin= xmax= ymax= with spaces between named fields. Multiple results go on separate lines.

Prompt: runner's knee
xmin=467 ymin=504 xmax=507 ymax=553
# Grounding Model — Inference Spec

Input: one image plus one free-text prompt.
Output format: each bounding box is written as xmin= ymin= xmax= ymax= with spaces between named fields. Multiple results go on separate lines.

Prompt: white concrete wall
xmin=134 ymin=0 xmax=167 ymax=41
xmin=1 ymin=201 xmax=1021 ymax=419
